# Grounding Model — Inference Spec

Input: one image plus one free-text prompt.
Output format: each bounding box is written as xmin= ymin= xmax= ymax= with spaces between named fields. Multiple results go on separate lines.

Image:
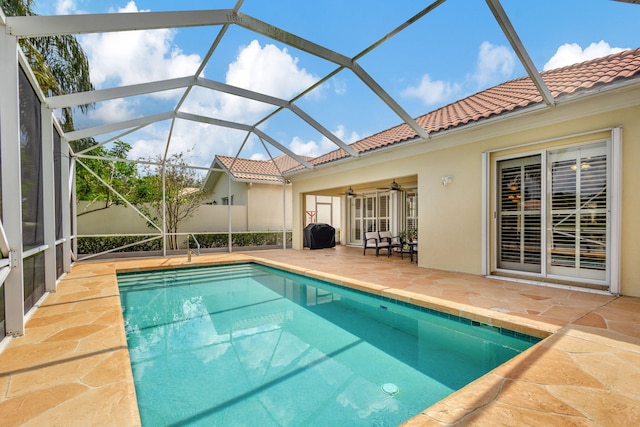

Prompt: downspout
xmin=162 ymin=165 xmax=167 ymax=256
xmin=227 ymin=172 xmax=232 ymax=252
xmin=282 ymin=180 xmax=287 ymax=249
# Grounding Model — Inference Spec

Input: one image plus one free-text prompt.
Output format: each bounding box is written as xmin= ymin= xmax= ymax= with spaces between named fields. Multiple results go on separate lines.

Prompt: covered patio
xmin=1 ymin=247 xmax=638 ymax=426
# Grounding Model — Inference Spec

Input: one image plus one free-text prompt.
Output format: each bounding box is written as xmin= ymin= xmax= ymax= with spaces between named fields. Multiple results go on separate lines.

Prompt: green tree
xmin=75 ymin=140 xmax=138 ymax=215
xmin=2 ymin=0 xmax=94 ymax=131
xmin=137 ymin=152 xmax=207 ymax=250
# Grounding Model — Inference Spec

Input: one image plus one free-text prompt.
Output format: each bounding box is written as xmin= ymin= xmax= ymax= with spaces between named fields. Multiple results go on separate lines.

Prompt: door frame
xmin=482 ymin=127 xmax=622 ymax=293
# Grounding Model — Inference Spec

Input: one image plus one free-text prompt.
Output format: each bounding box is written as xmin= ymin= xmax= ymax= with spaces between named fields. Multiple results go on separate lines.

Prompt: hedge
xmin=77 ymin=232 xmax=292 ymax=254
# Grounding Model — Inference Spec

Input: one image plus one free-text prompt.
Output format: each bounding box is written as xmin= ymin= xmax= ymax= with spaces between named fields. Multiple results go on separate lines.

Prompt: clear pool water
xmin=118 ymin=263 xmax=538 ymax=427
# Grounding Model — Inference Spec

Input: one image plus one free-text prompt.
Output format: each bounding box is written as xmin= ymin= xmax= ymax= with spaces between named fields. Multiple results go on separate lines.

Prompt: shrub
xmin=77 ymin=235 xmax=162 ymax=254
xmin=77 ymin=232 xmax=292 ymax=254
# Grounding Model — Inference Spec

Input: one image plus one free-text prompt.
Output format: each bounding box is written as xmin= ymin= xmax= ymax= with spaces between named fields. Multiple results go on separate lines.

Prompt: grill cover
xmin=303 ymin=223 xmax=336 ymax=249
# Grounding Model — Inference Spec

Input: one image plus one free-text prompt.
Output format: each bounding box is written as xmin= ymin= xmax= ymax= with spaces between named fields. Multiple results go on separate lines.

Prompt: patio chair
xmin=363 ymin=231 xmax=391 ymax=257
xmin=379 ymin=231 xmax=403 ymax=257
xmin=410 ymin=241 xmax=418 ymax=263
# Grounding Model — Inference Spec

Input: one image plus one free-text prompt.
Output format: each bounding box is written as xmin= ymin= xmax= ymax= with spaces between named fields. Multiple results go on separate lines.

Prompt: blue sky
xmin=32 ymin=0 xmax=640 ymax=167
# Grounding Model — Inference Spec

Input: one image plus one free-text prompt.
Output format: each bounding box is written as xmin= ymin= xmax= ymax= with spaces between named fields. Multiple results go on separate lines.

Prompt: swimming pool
xmin=118 ymin=263 xmax=538 ymax=426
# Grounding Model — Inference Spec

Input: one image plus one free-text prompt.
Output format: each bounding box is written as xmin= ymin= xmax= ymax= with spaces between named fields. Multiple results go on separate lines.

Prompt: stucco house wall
xmin=247 ymin=182 xmax=292 ymax=231
xmin=77 ymin=176 xmax=292 ymax=235
xmin=206 ymin=174 xmax=250 ymax=206
xmin=77 ymin=202 xmax=249 ymax=234
xmin=289 ymin=83 xmax=640 ymax=297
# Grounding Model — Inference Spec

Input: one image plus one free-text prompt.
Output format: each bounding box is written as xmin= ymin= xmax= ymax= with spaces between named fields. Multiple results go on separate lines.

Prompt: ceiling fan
xmin=344 ymin=186 xmax=365 ymax=198
xmin=376 ymin=179 xmax=404 ymax=192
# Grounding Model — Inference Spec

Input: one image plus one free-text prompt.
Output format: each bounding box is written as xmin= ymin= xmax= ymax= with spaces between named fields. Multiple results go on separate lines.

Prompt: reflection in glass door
xmin=350 ymin=197 xmax=362 ymax=243
xmin=548 ymin=143 xmax=607 ymax=281
xmin=497 ymin=155 xmax=542 ymax=273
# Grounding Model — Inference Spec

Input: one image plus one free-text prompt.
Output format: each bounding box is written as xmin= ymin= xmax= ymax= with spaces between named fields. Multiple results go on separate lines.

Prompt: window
xmin=19 ymin=67 xmax=44 ymax=250
xmin=405 ymin=191 xmax=418 ymax=237
xmin=349 ymin=190 xmax=414 ymax=245
xmin=494 ymin=141 xmax=609 ymax=285
xmin=221 ymin=195 xmax=234 ymax=205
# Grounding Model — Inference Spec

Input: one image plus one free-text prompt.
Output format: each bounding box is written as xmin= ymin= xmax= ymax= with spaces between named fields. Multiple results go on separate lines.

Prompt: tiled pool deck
xmin=1 ymin=246 xmax=639 ymax=426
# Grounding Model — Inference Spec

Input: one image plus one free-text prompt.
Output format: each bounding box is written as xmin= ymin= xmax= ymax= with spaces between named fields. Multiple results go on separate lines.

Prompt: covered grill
xmin=303 ymin=223 xmax=336 ymax=250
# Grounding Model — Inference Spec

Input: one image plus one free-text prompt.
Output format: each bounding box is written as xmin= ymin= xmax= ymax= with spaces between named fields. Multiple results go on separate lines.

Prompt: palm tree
xmin=2 ymin=0 xmax=94 ymax=132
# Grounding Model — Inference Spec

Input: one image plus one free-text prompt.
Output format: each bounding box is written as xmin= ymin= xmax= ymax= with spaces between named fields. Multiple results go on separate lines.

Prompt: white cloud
xmin=80 ymin=2 xmax=201 ymax=91
xmin=470 ymin=41 xmax=516 ymax=87
xmin=331 ymin=124 xmax=360 ymax=144
xmin=289 ymin=136 xmax=320 ymax=157
xmin=182 ymin=40 xmax=320 ymax=123
xmin=226 ymin=40 xmax=317 ymax=98
xmin=402 ymin=42 xmax=514 ymax=106
xmin=287 ymin=125 xmax=360 ymax=158
xmin=55 ymin=0 xmax=77 ymax=14
xmin=87 ymin=98 xmax=138 ymax=123
xmin=333 ymin=78 xmax=347 ymax=95
xmin=543 ymin=41 xmax=627 ymax=71
xmin=402 ymin=74 xmax=461 ymax=106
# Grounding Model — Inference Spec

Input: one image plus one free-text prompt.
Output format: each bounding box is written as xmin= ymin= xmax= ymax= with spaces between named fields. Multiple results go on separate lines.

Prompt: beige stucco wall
xmin=247 ymin=182 xmax=292 ymax=231
xmin=207 ymin=175 xmax=250 ymax=206
xmin=77 ymin=202 xmax=248 ymax=234
xmin=289 ymin=84 xmax=640 ymax=297
xmin=77 ymin=182 xmax=292 ymax=235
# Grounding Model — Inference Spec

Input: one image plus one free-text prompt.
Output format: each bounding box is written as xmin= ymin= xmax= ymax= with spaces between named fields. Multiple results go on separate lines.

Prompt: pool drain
xmin=382 ymin=383 xmax=399 ymax=396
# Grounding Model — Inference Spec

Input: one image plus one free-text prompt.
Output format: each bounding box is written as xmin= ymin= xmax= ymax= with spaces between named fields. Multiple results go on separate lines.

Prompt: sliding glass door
xmin=496 ymin=141 xmax=608 ymax=284
xmin=348 ymin=192 xmax=391 ymax=245
xmin=497 ymin=155 xmax=542 ymax=272
xmin=548 ymin=143 xmax=607 ymax=280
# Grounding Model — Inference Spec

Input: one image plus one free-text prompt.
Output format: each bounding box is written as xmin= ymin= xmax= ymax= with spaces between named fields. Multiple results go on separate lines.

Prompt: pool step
xmin=118 ymin=264 xmax=276 ymax=291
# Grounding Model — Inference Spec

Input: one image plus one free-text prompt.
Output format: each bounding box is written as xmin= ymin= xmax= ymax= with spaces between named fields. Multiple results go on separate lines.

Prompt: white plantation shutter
xmin=549 ymin=143 xmax=607 ymax=280
xmin=497 ymin=155 xmax=542 ymax=272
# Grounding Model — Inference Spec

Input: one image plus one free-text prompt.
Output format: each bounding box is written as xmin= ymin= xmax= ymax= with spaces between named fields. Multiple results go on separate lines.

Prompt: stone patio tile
xmin=20 ymin=382 xmax=140 ymax=427
xmin=421 ymin=373 xmax=504 ymax=424
xmin=545 ymin=386 xmax=640 ymax=425
xmin=494 ymin=346 xmax=606 ymax=388
xmin=459 ymin=402 xmax=598 ymax=427
xmin=0 ymin=383 xmax=88 ymax=427
xmin=562 ymin=325 xmax=640 ymax=352
xmin=571 ymin=352 xmax=640 ymax=399
xmin=496 ymin=379 xmax=583 ymax=416
xmin=0 ymin=340 xmax=79 ymax=375
xmin=6 ymin=349 xmax=109 ymax=397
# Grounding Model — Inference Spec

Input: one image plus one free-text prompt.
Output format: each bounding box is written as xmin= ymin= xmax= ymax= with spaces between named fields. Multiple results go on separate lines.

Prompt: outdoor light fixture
xmin=441 ymin=175 xmax=453 ymax=186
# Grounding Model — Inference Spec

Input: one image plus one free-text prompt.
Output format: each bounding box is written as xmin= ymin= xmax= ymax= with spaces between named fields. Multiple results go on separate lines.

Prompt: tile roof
xmin=304 ymin=47 xmax=640 ymax=169
xmin=216 ymin=154 xmax=312 ymax=182
xmin=226 ymin=48 xmax=640 ymax=176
